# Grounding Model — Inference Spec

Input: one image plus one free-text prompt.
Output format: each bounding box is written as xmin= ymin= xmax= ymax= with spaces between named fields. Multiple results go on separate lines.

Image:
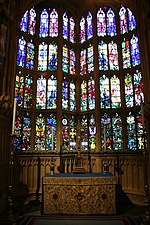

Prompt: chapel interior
xmin=0 ymin=0 xmax=150 ymax=223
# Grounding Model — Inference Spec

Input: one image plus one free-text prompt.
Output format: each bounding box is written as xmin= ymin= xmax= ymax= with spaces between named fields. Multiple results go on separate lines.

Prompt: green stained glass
xmin=70 ymin=116 xmax=76 ymax=150
xmin=111 ymin=75 xmax=121 ymax=108
xmin=127 ymin=112 xmax=136 ymax=150
xmin=81 ymin=80 xmax=87 ymax=111
xmin=112 ymin=114 xmax=123 ymax=150
xmin=46 ymin=114 xmax=57 ymax=150
xmin=81 ymin=116 xmax=88 ymax=150
xmin=24 ymin=74 xmax=33 ymax=108
xmin=35 ymin=114 xmax=45 ymax=150
xmin=125 ymin=73 xmax=134 ymax=107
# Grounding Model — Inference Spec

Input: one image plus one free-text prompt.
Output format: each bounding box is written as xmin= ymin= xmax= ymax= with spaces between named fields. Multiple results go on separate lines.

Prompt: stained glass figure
xmin=36 ymin=77 xmax=46 ymax=109
xmin=62 ymin=78 xmax=69 ymax=110
xmin=48 ymin=42 xmax=58 ymax=71
xmin=134 ymin=70 xmax=143 ymax=105
xmin=70 ymin=17 xmax=75 ymax=43
xmin=97 ymin=8 xmax=106 ymax=37
xmin=47 ymin=75 xmax=57 ymax=109
xmin=124 ymin=73 xmax=134 ymax=107
xmin=22 ymin=114 xmax=31 ymax=150
xmin=15 ymin=71 xmax=24 ymax=106
xmin=130 ymin=35 xmax=140 ymax=67
xmin=70 ymin=80 xmax=76 ymax=111
xmin=49 ymin=9 xmax=58 ymax=37
xmin=62 ymin=116 xmax=69 ymax=150
xmin=46 ymin=114 xmax=57 ymax=150
xmin=88 ymin=77 xmax=95 ymax=110
xmin=69 ymin=49 xmax=76 ymax=75
xmin=108 ymin=41 xmax=119 ymax=70
xmin=38 ymin=42 xmax=48 ymax=71
xmin=107 ymin=8 xmax=117 ymax=36
xmin=39 ymin=9 xmax=49 ymax=38
xmin=13 ymin=111 xmax=23 ymax=150
xmin=136 ymin=112 xmax=144 ymax=150
xmin=87 ymin=11 xmax=93 ymax=40
xmin=80 ymin=17 xmax=86 ymax=43
xmin=112 ymin=114 xmax=123 ymax=150
xmin=87 ymin=45 xmax=94 ymax=73
xmin=70 ymin=116 xmax=76 ymax=150
xmin=89 ymin=115 xmax=96 ymax=150
xmin=62 ymin=46 xmax=69 ymax=73
xmin=101 ymin=114 xmax=111 ymax=150
xmin=28 ymin=7 xmax=36 ymax=36
xmin=122 ymin=38 xmax=131 ymax=69
xmin=100 ymin=75 xmax=110 ymax=109
xmin=119 ymin=5 xmax=128 ymax=34
xmin=20 ymin=10 xmax=28 ymax=32
xmin=127 ymin=112 xmax=136 ymax=150
xmin=111 ymin=75 xmax=121 ymax=108
xmin=24 ymin=74 xmax=33 ymax=108
xmin=35 ymin=114 xmax=45 ymax=150
xmin=81 ymin=80 xmax=87 ymax=111
xmin=127 ymin=8 xmax=136 ymax=31
xmin=80 ymin=49 xmax=86 ymax=75
xmin=63 ymin=12 xmax=68 ymax=40
xmin=81 ymin=116 xmax=88 ymax=150
xmin=98 ymin=41 xmax=108 ymax=70
xmin=17 ymin=36 xmax=26 ymax=67
xmin=26 ymin=39 xmax=35 ymax=69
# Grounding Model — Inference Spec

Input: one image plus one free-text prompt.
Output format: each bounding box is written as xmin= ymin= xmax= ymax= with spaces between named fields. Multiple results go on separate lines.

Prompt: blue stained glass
xmin=107 ymin=8 xmax=117 ymax=36
xmin=63 ymin=12 xmax=68 ymax=40
xmin=47 ymin=75 xmax=57 ymax=109
xmin=70 ymin=17 xmax=75 ymax=43
xmin=62 ymin=78 xmax=69 ymax=110
xmin=80 ymin=17 xmax=86 ymax=43
xmin=39 ymin=9 xmax=49 ymax=38
xmin=20 ymin=10 xmax=28 ymax=32
xmin=70 ymin=81 xmax=76 ymax=111
xmin=119 ymin=5 xmax=128 ymax=34
xmin=48 ymin=43 xmax=58 ymax=71
xmin=26 ymin=39 xmax=35 ymax=69
xmin=100 ymin=75 xmax=110 ymax=109
xmin=49 ymin=9 xmax=58 ymax=37
xmin=69 ymin=49 xmax=76 ymax=75
xmin=36 ymin=77 xmax=46 ymax=109
xmin=62 ymin=46 xmax=69 ymax=73
xmin=130 ymin=35 xmax=140 ymax=67
xmin=98 ymin=41 xmax=108 ymax=70
xmin=127 ymin=8 xmax=136 ymax=31
xmin=17 ymin=36 xmax=26 ymax=67
xmin=97 ymin=8 xmax=106 ymax=37
xmin=122 ymin=39 xmax=131 ymax=69
xmin=127 ymin=113 xmax=137 ymax=150
xmin=80 ymin=49 xmax=86 ymax=75
xmin=87 ymin=12 xmax=93 ymax=40
xmin=38 ymin=42 xmax=48 ymax=71
xmin=28 ymin=7 xmax=36 ymax=35
xmin=87 ymin=45 xmax=94 ymax=73
xmin=46 ymin=114 xmax=57 ymax=150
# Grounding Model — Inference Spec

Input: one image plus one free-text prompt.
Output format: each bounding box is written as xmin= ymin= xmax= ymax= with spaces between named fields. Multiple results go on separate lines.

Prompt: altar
xmin=42 ymin=173 xmax=117 ymax=215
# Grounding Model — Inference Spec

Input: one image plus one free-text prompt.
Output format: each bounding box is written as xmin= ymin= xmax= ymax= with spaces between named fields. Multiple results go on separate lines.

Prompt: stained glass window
xmin=97 ymin=8 xmax=106 ymax=37
xmin=124 ymin=73 xmax=134 ymax=107
xmin=26 ymin=40 xmax=35 ymax=69
xmin=48 ymin=42 xmax=58 ymax=71
xmin=62 ymin=116 xmax=69 ymax=150
xmin=15 ymin=71 xmax=24 ymax=106
xmin=46 ymin=114 xmax=57 ymax=150
xmin=70 ymin=17 xmax=75 ymax=43
xmin=101 ymin=114 xmax=111 ymax=150
xmin=80 ymin=49 xmax=86 ymax=75
xmin=38 ymin=42 xmax=48 ymax=71
xmin=28 ymin=7 xmax=36 ymax=35
xmin=130 ymin=35 xmax=140 ymax=67
xmin=62 ymin=46 xmax=69 ymax=73
xmin=119 ymin=5 xmax=128 ymax=34
xmin=36 ymin=77 xmax=46 ymax=109
xmin=88 ymin=77 xmax=95 ymax=110
xmin=81 ymin=80 xmax=87 ymax=111
xmin=107 ymin=8 xmax=117 ymax=36
xmin=108 ymin=41 xmax=119 ymax=70
xmin=70 ymin=116 xmax=76 ymax=150
xmin=39 ymin=9 xmax=49 ymax=38
xmin=70 ymin=80 xmax=76 ymax=111
xmin=112 ymin=114 xmax=123 ymax=150
xmin=20 ymin=10 xmax=28 ymax=32
xmin=35 ymin=114 xmax=45 ymax=150
xmin=89 ymin=115 xmax=96 ymax=150
xmin=100 ymin=75 xmax=110 ymax=109
xmin=49 ymin=9 xmax=58 ymax=37
xmin=98 ymin=41 xmax=108 ymax=70
xmin=62 ymin=78 xmax=69 ymax=110
xmin=24 ymin=74 xmax=33 ymax=108
xmin=127 ymin=8 xmax=136 ymax=31
xmin=80 ymin=17 xmax=86 ymax=43
xmin=127 ymin=112 xmax=136 ymax=150
xmin=122 ymin=38 xmax=131 ymax=69
xmin=47 ymin=75 xmax=57 ymax=109
xmin=81 ymin=116 xmax=88 ymax=150
xmin=69 ymin=49 xmax=76 ymax=75
xmin=87 ymin=45 xmax=94 ymax=73
xmin=17 ymin=36 xmax=26 ymax=67
xmin=87 ymin=12 xmax=93 ymax=40
xmin=63 ymin=12 xmax=68 ymax=40
xmin=134 ymin=70 xmax=143 ymax=105
xmin=111 ymin=75 xmax=121 ymax=108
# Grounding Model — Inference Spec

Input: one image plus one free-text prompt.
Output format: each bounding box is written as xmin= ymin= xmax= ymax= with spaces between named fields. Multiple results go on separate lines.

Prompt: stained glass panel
xmin=49 ymin=9 xmax=58 ymax=37
xmin=136 ymin=112 xmax=144 ymax=150
xmin=36 ymin=77 xmax=46 ymax=109
xmin=13 ymin=111 xmax=22 ymax=150
xmin=35 ymin=114 xmax=45 ymax=150
xmin=22 ymin=114 xmax=31 ymax=150
xmin=38 ymin=42 xmax=48 ymax=71
xmin=81 ymin=116 xmax=88 ymax=150
xmin=15 ymin=71 xmax=24 ymax=106
xmin=47 ymin=75 xmax=57 ymax=109
xmin=80 ymin=17 xmax=86 ymax=43
xmin=119 ymin=5 xmax=128 ymax=34
xmin=70 ymin=80 xmax=76 ymax=111
xmin=125 ymin=73 xmax=134 ymax=107
xmin=108 ymin=41 xmax=119 ymax=70
xmin=127 ymin=8 xmax=136 ymax=31
xmin=122 ymin=39 xmax=131 ymax=69
xmin=20 ymin=10 xmax=28 ymax=32
xmin=62 ymin=116 xmax=69 ymax=150
xmin=62 ymin=46 xmax=69 ymax=73
xmin=101 ymin=114 xmax=111 ymax=150
xmin=80 ymin=49 xmax=86 ymax=75
xmin=46 ymin=114 xmax=57 ymax=150
xmin=111 ymin=75 xmax=121 ymax=108
xmin=48 ymin=42 xmax=58 ymax=71
xmin=81 ymin=80 xmax=87 ymax=111
xmin=69 ymin=49 xmax=76 ymax=75
xmin=17 ymin=37 xmax=26 ymax=67
xmin=26 ymin=39 xmax=35 ymax=69
xmin=107 ymin=8 xmax=117 ymax=36
xmin=39 ymin=9 xmax=49 ymax=38
xmin=112 ymin=114 xmax=123 ymax=150
xmin=97 ymin=8 xmax=106 ymax=37
xmin=28 ymin=7 xmax=36 ymax=35
xmin=130 ymin=35 xmax=140 ymax=67
xmin=88 ymin=77 xmax=95 ymax=110
xmin=127 ymin=112 xmax=136 ymax=150
xmin=63 ymin=12 xmax=68 ymax=40
xmin=24 ymin=74 xmax=33 ymax=108
xmin=98 ymin=41 xmax=108 ymax=70
xmin=87 ymin=45 xmax=94 ymax=73
xmin=87 ymin=11 xmax=93 ymax=40
xmin=100 ymin=75 xmax=110 ymax=109
xmin=70 ymin=116 xmax=76 ymax=150
xmin=134 ymin=70 xmax=143 ymax=105
xmin=89 ymin=115 xmax=96 ymax=150
xmin=70 ymin=17 xmax=75 ymax=43
xmin=62 ymin=78 xmax=69 ymax=110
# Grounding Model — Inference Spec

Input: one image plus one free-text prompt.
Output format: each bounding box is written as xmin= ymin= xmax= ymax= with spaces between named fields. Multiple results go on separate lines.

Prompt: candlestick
xmin=12 ymin=98 xmax=17 ymax=135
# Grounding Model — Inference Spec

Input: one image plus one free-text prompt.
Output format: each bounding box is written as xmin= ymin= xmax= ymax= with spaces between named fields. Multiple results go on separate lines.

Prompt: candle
xmin=12 ymin=98 xmax=17 ymax=135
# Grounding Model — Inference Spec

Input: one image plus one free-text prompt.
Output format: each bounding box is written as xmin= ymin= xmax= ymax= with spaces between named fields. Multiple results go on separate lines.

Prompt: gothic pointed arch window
xmin=14 ymin=2 xmax=144 ymax=153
